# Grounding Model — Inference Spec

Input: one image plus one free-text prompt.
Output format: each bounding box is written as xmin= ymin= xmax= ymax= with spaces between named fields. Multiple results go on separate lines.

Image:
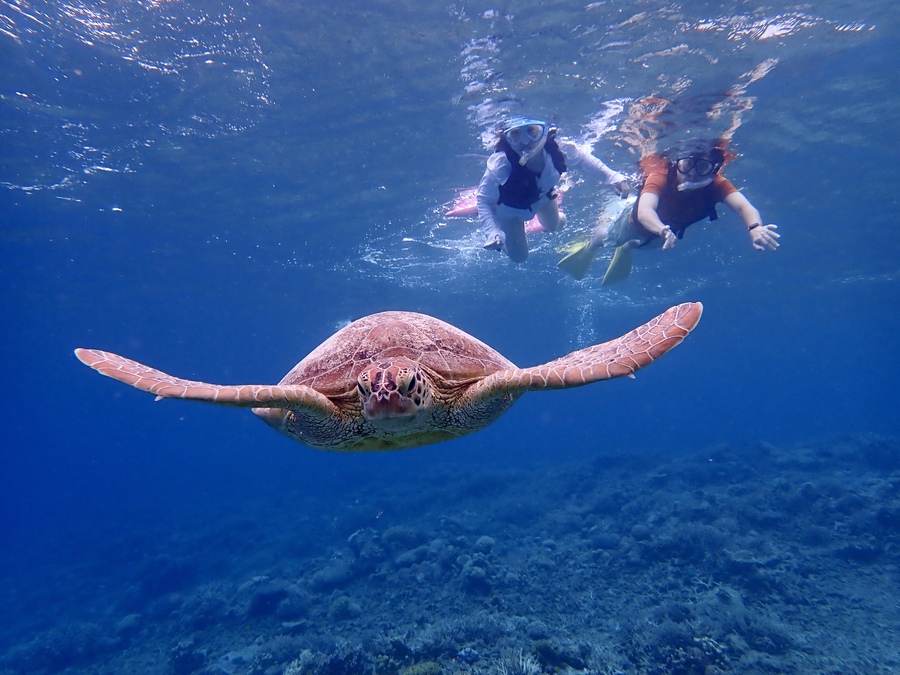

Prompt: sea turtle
xmin=74 ymin=302 xmax=702 ymax=451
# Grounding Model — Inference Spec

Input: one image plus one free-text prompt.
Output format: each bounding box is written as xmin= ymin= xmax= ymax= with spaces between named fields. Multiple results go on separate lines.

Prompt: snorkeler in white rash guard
xmin=477 ymin=117 xmax=630 ymax=263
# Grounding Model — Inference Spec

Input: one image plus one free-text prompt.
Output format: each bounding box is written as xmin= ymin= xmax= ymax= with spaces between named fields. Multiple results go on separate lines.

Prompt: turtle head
xmin=357 ymin=359 xmax=433 ymax=424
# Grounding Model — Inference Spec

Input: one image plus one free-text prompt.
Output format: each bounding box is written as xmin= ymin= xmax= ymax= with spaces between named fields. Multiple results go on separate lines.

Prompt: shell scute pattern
xmin=283 ymin=312 xmax=513 ymax=395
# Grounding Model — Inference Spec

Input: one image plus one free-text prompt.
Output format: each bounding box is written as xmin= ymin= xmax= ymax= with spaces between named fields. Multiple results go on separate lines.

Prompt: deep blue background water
xmin=1 ymin=0 xmax=898 ymax=666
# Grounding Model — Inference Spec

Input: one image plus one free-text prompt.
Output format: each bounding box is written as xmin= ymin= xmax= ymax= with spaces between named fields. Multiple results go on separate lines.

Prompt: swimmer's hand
xmin=483 ymin=234 xmax=503 ymax=252
xmin=661 ymin=225 xmax=677 ymax=250
xmin=749 ymin=223 xmax=780 ymax=251
xmin=613 ymin=180 xmax=631 ymax=199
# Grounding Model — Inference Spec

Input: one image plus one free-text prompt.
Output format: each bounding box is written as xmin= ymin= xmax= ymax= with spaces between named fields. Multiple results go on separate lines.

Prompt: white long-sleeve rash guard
xmin=476 ymin=139 xmax=627 ymax=241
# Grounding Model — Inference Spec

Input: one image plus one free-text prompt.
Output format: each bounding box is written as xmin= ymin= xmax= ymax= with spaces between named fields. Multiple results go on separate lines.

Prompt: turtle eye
xmin=404 ymin=372 xmax=418 ymax=394
xmin=357 ymin=372 xmax=371 ymax=394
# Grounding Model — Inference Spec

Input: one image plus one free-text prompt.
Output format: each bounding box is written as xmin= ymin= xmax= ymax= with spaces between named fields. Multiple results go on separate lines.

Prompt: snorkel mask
xmin=502 ymin=118 xmax=548 ymax=166
xmin=672 ymin=147 xmax=725 ymax=192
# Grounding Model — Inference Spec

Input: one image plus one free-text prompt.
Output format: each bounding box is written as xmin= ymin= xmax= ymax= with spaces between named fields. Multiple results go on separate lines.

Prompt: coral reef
xmin=1 ymin=435 xmax=898 ymax=674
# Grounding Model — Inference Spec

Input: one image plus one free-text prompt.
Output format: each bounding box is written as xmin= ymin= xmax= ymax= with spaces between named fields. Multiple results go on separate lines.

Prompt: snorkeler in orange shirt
xmin=558 ymin=140 xmax=779 ymax=282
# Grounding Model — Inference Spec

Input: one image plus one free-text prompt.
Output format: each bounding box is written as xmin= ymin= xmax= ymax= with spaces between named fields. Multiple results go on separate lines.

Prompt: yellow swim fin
xmin=600 ymin=244 xmax=633 ymax=286
xmin=557 ymin=240 xmax=596 ymax=280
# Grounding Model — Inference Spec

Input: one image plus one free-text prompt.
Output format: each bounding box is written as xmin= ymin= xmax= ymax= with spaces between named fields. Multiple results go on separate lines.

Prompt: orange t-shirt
xmin=638 ymin=155 xmax=738 ymax=233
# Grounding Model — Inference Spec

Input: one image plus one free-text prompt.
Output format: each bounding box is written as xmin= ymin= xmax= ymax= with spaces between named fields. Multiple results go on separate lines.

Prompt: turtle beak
xmin=362 ymin=391 xmax=419 ymax=420
xmin=358 ymin=361 xmax=429 ymax=424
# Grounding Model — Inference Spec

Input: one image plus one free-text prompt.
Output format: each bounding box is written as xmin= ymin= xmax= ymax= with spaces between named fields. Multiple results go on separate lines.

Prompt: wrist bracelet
xmin=748 ymin=223 xmax=761 ymax=231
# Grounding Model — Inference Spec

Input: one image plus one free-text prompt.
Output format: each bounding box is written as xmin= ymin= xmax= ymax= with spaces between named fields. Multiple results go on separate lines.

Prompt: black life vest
xmin=631 ymin=165 xmax=719 ymax=240
xmin=496 ymin=133 xmax=567 ymax=211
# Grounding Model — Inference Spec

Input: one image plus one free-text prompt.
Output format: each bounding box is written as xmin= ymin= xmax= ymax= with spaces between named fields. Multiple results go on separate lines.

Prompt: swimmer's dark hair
xmin=662 ymin=139 xmax=725 ymax=164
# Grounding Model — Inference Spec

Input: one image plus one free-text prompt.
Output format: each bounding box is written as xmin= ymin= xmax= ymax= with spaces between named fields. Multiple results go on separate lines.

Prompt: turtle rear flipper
xmin=74 ymin=348 xmax=336 ymax=414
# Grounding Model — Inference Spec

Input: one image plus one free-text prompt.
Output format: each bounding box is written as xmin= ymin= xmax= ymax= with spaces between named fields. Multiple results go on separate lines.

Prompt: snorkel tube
xmin=677 ymin=173 xmax=714 ymax=192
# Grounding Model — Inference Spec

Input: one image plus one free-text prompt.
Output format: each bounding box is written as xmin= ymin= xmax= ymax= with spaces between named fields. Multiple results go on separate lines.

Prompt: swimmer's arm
xmin=476 ymin=157 xmax=508 ymax=240
xmin=723 ymin=191 xmax=780 ymax=251
xmin=635 ymin=192 xmax=677 ymax=249
xmin=558 ymin=140 xmax=630 ymax=195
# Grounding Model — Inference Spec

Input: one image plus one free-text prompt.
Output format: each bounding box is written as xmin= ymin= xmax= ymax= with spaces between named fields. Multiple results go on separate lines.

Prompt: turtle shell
xmin=278 ymin=311 xmax=517 ymax=396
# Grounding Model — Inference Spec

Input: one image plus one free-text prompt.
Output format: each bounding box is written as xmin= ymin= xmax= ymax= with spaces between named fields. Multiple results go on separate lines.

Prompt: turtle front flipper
xmin=469 ymin=302 xmax=703 ymax=397
xmin=74 ymin=348 xmax=337 ymax=414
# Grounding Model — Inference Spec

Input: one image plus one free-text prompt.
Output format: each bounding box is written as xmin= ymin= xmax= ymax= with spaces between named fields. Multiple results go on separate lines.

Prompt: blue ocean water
xmin=1 ymin=1 xmax=898 ymax=673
